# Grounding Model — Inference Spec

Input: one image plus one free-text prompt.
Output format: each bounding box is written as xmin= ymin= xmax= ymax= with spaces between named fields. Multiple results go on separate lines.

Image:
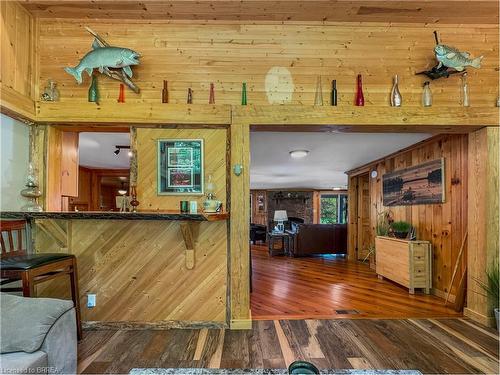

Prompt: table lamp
xmin=274 ymin=210 xmax=288 ymax=232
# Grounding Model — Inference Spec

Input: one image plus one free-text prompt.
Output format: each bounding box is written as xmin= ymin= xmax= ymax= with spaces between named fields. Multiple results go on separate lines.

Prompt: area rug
xmin=130 ymin=369 xmax=422 ymax=375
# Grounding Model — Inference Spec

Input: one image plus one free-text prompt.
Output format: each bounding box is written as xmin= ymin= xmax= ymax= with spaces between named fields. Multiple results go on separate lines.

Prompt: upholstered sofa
xmin=288 ymin=223 xmax=347 ymax=256
xmin=0 ymin=293 xmax=77 ymax=374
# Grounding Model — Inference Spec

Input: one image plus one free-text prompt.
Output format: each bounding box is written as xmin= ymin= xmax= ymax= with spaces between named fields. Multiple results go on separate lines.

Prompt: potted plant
xmin=476 ymin=262 xmax=499 ymax=331
xmin=390 ymin=221 xmax=412 ymax=239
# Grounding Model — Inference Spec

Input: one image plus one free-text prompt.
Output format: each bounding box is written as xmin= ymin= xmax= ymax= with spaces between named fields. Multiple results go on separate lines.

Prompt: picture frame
xmin=382 ymin=158 xmax=445 ymax=206
xmin=157 ymin=139 xmax=204 ymax=195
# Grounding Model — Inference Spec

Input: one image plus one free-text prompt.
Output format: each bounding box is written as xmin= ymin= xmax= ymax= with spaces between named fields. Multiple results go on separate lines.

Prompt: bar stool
xmin=0 ymin=220 xmax=82 ymax=340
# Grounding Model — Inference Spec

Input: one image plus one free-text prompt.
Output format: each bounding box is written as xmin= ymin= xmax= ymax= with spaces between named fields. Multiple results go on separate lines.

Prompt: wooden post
xmin=465 ymin=127 xmax=499 ymax=326
xmin=229 ymin=119 xmax=251 ymax=329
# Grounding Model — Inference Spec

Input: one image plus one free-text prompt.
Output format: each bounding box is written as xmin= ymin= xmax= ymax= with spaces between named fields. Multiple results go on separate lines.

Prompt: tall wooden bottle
xmin=162 ymin=80 xmax=169 ymax=103
xmin=355 ymin=74 xmax=364 ymax=106
xmin=209 ymin=83 xmax=215 ymax=104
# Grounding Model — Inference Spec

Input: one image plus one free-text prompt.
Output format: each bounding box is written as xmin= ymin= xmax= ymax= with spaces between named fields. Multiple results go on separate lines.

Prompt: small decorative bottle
xmin=162 ymin=80 xmax=169 ymax=103
xmin=460 ymin=72 xmax=470 ymax=107
xmin=355 ymin=74 xmax=364 ymax=106
xmin=209 ymin=83 xmax=215 ymax=104
xmin=314 ymin=76 xmax=323 ymax=106
xmin=331 ymin=79 xmax=337 ymax=106
xmin=390 ymin=75 xmax=402 ymax=107
xmin=187 ymin=88 xmax=193 ymax=104
xmin=241 ymin=82 xmax=247 ymax=105
xmin=41 ymin=80 xmax=60 ymax=101
xmin=117 ymin=83 xmax=125 ymax=103
xmin=88 ymin=74 xmax=99 ymax=104
xmin=422 ymin=81 xmax=432 ymax=107
xmin=496 ymin=96 xmax=500 ymax=107
xmin=129 ymin=186 xmax=139 ymax=212
xmin=20 ymin=162 xmax=42 ymax=212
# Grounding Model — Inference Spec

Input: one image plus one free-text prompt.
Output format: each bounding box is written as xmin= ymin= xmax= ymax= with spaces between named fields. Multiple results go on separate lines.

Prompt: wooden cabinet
xmin=375 ymin=236 xmax=432 ymax=294
xmin=69 ymin=167 xmax=91 ymax=211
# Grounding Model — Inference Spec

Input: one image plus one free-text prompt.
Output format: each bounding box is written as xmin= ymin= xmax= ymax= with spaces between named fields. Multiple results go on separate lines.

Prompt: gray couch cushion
xmin=0 ymin=293 xmax=74 ymax=354
xmin=0 ymin=351 xmax=48 ymax=374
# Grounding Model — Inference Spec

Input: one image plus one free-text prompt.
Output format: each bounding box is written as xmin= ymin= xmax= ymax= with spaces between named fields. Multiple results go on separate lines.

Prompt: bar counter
xmin=0 ymin=210 xmax=229 ymax=221
xmin=0 ymin=210 xmax=229 ymax=326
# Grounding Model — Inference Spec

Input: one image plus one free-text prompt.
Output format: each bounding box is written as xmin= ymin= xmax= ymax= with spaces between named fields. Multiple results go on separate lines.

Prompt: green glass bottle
xmin=88 ymin=74 xmax=99 ymax=104
xmin=241 ymin=82 xmax=247 ymax=105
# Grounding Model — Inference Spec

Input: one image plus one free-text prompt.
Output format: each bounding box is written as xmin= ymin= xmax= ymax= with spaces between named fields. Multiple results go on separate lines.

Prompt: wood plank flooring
xmin=250 ymin=244 xmax=461 ymax=319
xmin=78 ymin=319 xmax=499 ymax=374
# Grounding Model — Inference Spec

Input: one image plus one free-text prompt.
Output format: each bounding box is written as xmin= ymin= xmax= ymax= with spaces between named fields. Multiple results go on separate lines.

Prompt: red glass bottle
xmin=117 ymin=83 xmax=125 ymax=103
xmin=355 ymin=74 xmax=364 ymax=106
xmin=187 ymin=88 xmax=193 ymax=104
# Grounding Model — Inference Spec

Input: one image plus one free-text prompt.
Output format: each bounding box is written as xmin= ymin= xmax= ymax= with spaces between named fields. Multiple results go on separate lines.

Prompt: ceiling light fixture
xmin=289 ymin=150 xmax=309 ymax=159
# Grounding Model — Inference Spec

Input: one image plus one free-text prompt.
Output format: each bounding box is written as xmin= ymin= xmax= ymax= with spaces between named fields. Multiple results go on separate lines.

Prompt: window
xmin=320 ymin=193 xmax=347 ymax=224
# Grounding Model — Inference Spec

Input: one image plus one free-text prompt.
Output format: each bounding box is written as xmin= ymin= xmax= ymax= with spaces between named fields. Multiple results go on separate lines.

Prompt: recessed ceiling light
xmin=333 ymin=187 xmax=342 ymax=191
xmin=289 ymin=150 xmax=309 ymax=159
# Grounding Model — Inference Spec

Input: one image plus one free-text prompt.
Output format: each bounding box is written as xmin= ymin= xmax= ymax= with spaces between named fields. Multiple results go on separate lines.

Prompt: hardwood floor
xmin=250 ymin=244 xmax=461 ymax=320
xmin=77 ymin=319 xmax=499 ymax=374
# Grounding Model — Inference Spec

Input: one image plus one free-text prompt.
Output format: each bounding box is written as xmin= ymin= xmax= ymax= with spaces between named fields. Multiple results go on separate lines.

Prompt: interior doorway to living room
xmin=249 ymin=129 xmax=464 ymax=320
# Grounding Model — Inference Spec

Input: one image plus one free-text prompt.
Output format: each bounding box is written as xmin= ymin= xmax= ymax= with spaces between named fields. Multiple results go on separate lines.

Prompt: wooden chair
xmin=0 ymin=220 xmax=82 ymax=340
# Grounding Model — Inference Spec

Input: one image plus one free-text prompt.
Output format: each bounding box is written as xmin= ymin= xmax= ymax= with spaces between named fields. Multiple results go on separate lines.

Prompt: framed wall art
xmin=157 ymin=139 xmax=204 ymax=195
xmin=382 ymin=158 xmax=445 ymax=206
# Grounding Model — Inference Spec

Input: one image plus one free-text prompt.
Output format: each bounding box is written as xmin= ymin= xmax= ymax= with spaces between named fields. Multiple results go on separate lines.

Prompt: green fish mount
xmin=416 ymin=31 xmax=483 ymax=80
xmin=64 ymin=27 xmax=141 ymax=93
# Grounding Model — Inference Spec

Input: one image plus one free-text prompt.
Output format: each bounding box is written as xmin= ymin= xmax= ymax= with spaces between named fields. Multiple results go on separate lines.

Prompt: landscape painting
xmin=382 ymin=158 xmax=445 ymax=206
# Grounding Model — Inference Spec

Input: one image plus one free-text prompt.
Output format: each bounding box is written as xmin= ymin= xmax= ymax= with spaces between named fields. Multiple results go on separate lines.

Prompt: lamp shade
xmin=274 ymin=210 xmax=288 ymax=221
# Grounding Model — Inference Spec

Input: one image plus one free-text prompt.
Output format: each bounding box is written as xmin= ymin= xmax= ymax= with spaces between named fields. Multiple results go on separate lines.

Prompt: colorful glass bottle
xmin=422 ymin=81 xmax=432 ymax=107
xmin=209 ymin=83 xmax=215 ymax=104
xmin=390 ymin=75 xmax=402 ymax=107
xmin=117 ymin=83 xmax=125 ymax=103
xmin=187 ymin=88 xmax=193 ymax=104
xmin=331 ymin=79 xmax=337 ymax=106
xmin=314 ymin=76 xmax=323 ymax=106
xmin=88 ymin=74 xmax=99 ymax=104
xmin=241 ymin=82 xmax=247 ymax=105
xmin=355 ymin=74 xmax=364 ymax=106
xmin=460 ymin=72 xmax=470 ymax=107
xmin=162 ymin=80 xmax=169 ymax=103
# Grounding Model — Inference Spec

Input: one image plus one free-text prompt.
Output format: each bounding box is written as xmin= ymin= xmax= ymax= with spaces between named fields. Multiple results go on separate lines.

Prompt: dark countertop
xmin=130 ymin=369 xmax=422 ymax=375
xmin=0 ymin=211 xmax=229 ymax=222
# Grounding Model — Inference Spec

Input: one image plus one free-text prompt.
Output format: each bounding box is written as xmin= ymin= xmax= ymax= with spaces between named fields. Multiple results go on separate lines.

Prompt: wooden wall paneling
xmin=34 ymin=219 xmax=227 ymax=323
xmin=35 ymin=21 xmax=499 ymax=109
xmin=348 ymin=135 xmax=470 ymax=300
xmin=356 ymin=173 xmax=371 ymax=260
xmin=45 ymin=126 xmax=63 ymax=211
xmin=69 ymin=166 xmax=92 ymax=211
xmin=229 ymin=121 xmax=251 ymax=329
xmin=20 ymin=1 xmax=500 ymax=24
xmin=347 ymin=175 xmax=358 ymax=261
xmin=136 ymin=128 xmax=227 ymax=211
xmin=0 ymin=1 xmax=36 ymax=117
xmin=60 ymin=132 xmax=79 ymax=197
xmin=465 ymin=127 xmax=499 ymax=326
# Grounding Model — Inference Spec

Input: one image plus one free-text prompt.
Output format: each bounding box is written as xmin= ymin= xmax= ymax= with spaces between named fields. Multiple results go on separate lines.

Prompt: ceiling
xmin=250 ymin=132 xmax=432 ymax=190
xmin=20 ymin=1 xmax=499 ymax=24
xmin=79 ymin=132 xmax=130 ymax=169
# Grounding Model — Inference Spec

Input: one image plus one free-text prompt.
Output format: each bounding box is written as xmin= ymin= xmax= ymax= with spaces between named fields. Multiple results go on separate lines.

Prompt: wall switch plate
xmin=87 ymin=294 xmax=96 ymax=308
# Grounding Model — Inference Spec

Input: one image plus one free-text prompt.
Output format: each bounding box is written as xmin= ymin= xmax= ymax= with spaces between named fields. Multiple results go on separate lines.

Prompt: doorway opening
xmin=46 ymin=129 xmax=131 ymax=212
xmin=249 ymin=129 xmax=464 ymax=320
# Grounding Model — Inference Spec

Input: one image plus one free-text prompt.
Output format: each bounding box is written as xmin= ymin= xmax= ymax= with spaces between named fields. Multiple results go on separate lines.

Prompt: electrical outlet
xmin=87 ymin=294 xmax=96 ymax=308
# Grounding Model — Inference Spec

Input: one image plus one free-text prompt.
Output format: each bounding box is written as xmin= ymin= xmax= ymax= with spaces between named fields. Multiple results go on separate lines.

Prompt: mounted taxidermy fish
xmin=65 ymin=39 xmax=140 ymax=83
xmin=416 ymin=31 xmax=483 ymax=80
xmin=64 ymin=27 xmax=141 ymax=93
xmin=434 ymin=44 xmax=482 ymax=71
